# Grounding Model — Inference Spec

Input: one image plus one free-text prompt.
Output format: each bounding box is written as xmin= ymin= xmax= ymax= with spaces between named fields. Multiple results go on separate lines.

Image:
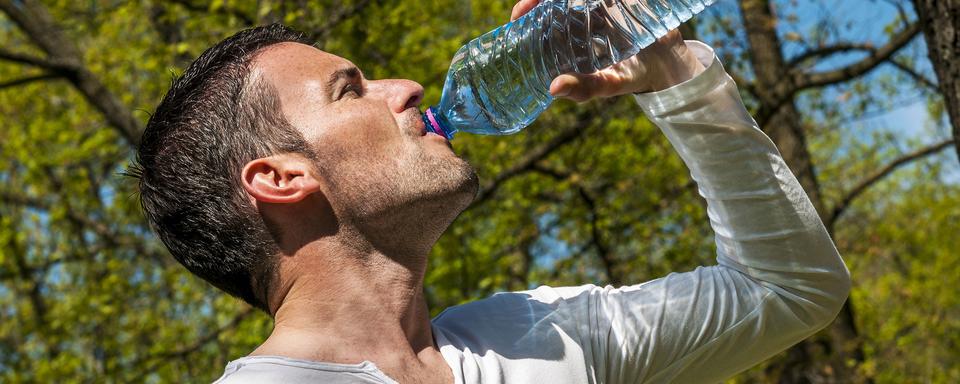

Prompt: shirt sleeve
xmin=526 ymin=41 xmax=851 ymax=383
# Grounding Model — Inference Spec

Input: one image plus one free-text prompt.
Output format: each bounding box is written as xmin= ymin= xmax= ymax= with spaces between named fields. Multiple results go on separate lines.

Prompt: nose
xmin=367 ymin=79 xmax=424 ymax=113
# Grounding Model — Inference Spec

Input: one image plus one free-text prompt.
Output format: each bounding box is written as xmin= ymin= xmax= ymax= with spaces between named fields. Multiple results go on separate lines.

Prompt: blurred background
xmin=1 ymin=0 xmax=958 ymax=382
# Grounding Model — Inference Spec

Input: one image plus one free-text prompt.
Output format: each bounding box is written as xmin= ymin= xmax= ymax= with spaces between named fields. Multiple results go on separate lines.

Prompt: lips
xmin=418 ymin=111 xmax=441 ymax=137
xmin=422 ymin=107 xmax=446 ymax=138
xmin=411 ymin=109 xmax=449 ymax=146
xmin=400 ymin=108 xmax=426 ymax=136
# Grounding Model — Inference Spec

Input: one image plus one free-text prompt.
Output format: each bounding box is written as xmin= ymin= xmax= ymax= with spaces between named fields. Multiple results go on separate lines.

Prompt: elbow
xmin=769 ymin=247 xmax=852 ymax=332
xmin=832 ymin=260 xmax=853 ymax=310
xmin=804 ymin=254 xmax=853 ymax=331
xmin=836 ymin=260 xmax=853 ymax=300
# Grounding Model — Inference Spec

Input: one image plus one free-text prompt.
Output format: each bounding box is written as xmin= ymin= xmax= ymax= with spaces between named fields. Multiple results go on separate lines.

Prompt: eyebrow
xmin=325 ymin=66 xmax=362 ymax=92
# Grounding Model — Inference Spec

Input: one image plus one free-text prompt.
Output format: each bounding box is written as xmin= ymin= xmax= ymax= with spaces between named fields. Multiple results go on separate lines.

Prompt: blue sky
xmin=530 ymin=0 xmax=959 ymax=278
xmin=703 ymin=0 xmax=957 ymax=179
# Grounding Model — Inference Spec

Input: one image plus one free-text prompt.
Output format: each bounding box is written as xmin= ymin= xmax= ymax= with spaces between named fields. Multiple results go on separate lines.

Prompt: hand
xmin=510 ymin=0 xmax=706 ymax=102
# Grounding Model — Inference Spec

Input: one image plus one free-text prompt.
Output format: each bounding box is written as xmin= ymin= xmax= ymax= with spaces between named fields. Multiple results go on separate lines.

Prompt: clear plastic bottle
xmin=423 ymin=0 xmax=716 ymax=139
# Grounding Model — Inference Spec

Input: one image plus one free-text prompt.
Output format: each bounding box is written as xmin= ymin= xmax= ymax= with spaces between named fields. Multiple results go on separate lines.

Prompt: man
xmin=133 ymin=1 xmax=850 ymax=382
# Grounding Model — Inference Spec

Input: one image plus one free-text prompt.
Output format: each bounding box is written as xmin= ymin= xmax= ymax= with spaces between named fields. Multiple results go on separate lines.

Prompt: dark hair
xmin=131 ymin=24 xmax=314 ymax=313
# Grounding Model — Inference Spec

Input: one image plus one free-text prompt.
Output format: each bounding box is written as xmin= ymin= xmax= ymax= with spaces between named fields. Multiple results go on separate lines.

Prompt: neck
xmin=253 ymin=235 xmax=439 ymax=366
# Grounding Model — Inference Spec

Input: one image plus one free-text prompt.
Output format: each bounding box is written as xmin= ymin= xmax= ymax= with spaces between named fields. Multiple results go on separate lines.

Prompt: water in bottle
xmin=422 ymin=0 xmax=716 ymax=140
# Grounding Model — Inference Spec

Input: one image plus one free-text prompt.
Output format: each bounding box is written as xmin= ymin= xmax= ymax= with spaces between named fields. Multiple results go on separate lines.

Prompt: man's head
xmin=133 ymin=24 xmax=477 ymax=314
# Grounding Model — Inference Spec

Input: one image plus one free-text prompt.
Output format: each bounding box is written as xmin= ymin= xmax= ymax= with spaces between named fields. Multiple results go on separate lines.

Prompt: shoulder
xmin=431 ymin=284 xmax=606 ymax=341
xmin=433 ymin=284 xmax=602 ymax=321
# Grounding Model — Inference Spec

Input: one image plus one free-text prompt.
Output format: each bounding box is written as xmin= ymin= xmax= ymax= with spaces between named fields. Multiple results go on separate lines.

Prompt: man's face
xmin=252 ymin=42 xmax=478 ymax=225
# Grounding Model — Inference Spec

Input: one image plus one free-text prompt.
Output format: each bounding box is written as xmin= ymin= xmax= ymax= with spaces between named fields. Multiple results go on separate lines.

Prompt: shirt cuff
xmin=633 ymin=41 xmax=727 ymax=116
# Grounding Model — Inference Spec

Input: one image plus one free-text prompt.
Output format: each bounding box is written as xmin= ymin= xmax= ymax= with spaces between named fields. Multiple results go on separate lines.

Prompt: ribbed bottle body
xmin=428 ymin=0 xmax=715 ymax=138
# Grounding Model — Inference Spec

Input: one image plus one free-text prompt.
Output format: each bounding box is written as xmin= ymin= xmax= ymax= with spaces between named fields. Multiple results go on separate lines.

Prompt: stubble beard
xmin=323 ymin=139 xmax=479 ymax=241
xmin=389 ymin=142 xmax=479 ymax=228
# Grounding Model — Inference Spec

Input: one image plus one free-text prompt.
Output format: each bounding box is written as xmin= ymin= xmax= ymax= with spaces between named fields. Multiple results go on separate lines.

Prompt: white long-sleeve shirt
xmin=214 ymin=41 xmax=851 ymax=384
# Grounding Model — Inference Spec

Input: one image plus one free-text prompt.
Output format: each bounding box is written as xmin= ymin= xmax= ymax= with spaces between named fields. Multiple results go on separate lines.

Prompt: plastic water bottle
xmin=422 ymin=0 xmax=716 ymax=139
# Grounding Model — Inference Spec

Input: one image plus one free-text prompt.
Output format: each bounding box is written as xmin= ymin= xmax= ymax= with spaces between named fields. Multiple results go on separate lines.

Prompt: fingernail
xmin=553 ymin=87 xmax=570 ymax=97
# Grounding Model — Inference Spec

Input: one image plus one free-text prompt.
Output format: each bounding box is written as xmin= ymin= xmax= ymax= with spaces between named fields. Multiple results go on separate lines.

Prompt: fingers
xmin=550 ymin=72 xmax=620 ymax=103
xmin=511 ymin=0 xmax=540 ymax=21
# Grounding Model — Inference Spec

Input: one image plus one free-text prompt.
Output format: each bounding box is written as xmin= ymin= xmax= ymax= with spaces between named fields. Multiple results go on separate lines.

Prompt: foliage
xmin=0 ymin=0 xmax=957 ymax=382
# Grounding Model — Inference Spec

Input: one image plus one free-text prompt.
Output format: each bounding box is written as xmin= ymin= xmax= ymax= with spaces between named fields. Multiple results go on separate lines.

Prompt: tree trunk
xmin=738 ymin=0 xmax=826 ymax=219
xmin=913 ymin=0 xmax=960 ymax=163
xmin=738 ymin=0 xmax=864 ymax=382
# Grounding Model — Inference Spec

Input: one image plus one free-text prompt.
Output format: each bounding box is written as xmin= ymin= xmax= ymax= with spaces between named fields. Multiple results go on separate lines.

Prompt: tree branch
xmin=787 ymin=42 xmax=876 ymax=68
xmin=0 ymin=191 xmax=110 ymax=240
xmin=757 ymin=21 xmax=922 ymax=127
xmin=830 ymin=139 xmax=956 ymax=223
xmin=0 ymin=253 xmax=88 ymax=281
xmin=0 ymin=48 xmax=74 ymax=70
xmin=167 ymin=0 xmax=256 ymax=25
xmin=529 ymin=163 xmax=622 ymax=285
xmin=791 ymin=22 xmax=921 ymax=92
xmin=307 ymin=0 xmax=377 ymax=42
xmin=470 ymin=124 xmax=586 ymax=207
xmin=577 ymin=183 xmax=621 ymax=285
xmin=0 ymin=0 xmax=143 ymax=147
xmin=127 ymin=307 xmax=254 ymax=382
xmin=785 ymin=39 xmax=938 ymax=92
xmin=889 ymin=58 xmax=939 ymax=91
xmin=0 ymin=72 xmax=60 ymax=89
xmin=0 ymin=190 xmax=172 ymax=267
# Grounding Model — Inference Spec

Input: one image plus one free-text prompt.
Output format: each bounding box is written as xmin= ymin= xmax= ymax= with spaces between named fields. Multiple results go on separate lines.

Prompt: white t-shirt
xmin=213 ymin=41 xmax=851 ymax=384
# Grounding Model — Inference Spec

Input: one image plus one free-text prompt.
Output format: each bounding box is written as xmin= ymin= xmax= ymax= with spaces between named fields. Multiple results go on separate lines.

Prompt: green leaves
xmin=0 ymin=0 xmax=958 ymax=382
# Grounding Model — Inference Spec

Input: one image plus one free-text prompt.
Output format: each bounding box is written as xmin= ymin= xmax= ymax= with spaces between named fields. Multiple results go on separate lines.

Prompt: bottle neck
xmin=423 ymin=106 xmax=456 ymax=140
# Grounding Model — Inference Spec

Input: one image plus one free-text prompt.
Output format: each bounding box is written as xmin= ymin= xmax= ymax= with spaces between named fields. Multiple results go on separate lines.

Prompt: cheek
xmin=337 ymin=101 xmax=401 ymax=140
xmin=314 ymin=134 xmax=421 ymax=216
xmin=312 ymin=116 xmax=416 ymax=179
xmin=304 ymin=103 xmax=404 ymax=158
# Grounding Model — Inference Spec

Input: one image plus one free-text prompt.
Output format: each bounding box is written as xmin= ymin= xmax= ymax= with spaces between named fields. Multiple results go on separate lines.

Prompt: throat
xmin=257 ymin=272 xmax=439 ymax=365
xmin=254 ymin=230 xmax=448 ymax=379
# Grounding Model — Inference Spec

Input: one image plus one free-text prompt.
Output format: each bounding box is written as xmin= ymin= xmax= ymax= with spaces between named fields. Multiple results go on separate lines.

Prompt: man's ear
xmin=241 ymin=154 xmax=323 ymax=204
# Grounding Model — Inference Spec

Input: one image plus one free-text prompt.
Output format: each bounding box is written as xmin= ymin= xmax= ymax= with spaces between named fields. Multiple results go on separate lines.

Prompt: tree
xmin=735 ymin=0 xmax=919 ymax=379
xmin=912 ymin=0 xmax=960 ymax=162
xmin=1 ymin=0 xmax=957 ymax=382
xmin=719 ymin=0 xmax=957 ymax=381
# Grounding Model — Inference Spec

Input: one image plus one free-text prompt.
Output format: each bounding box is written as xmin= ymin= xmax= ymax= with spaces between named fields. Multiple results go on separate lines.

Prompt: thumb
xmin=550 ymin=72 xmax=611 ymax=103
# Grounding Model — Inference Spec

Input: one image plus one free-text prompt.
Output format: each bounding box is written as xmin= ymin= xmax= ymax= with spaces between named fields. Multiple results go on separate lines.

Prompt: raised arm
xmin=437 ymin=5 xmax=853 ymax=382
xmin=631 ymin=39 xmax=850 ymax=381
xmin=515 ymin=40 xmax=852 ymax=383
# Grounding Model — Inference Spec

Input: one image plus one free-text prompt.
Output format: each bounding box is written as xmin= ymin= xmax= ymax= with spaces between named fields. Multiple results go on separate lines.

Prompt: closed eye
xmin=340 ymin=83 xmax=363 ymax=99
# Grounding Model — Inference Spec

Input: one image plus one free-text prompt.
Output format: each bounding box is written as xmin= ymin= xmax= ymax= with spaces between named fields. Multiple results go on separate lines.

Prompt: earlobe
xmin=241 ymin=155 xmax=323 ymax=204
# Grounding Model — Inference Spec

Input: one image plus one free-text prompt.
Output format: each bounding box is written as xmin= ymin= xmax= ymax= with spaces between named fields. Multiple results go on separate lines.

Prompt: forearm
xmin=530 ymin=42 xmax=855 ymax=384
xmin=634 ymin=41 xmax=851 ymax=321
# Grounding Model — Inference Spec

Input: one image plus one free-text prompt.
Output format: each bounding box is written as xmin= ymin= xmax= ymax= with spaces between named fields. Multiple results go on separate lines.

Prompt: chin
xmin=364 ymin=160 xmax=476 ymax=236
xmin=356 ymin=147 xmax=479 ymax=226
xmin=429 ymin=155 xmax=479 ymax=208
xmin=450 ymin=163 xmax=480 ymax=207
